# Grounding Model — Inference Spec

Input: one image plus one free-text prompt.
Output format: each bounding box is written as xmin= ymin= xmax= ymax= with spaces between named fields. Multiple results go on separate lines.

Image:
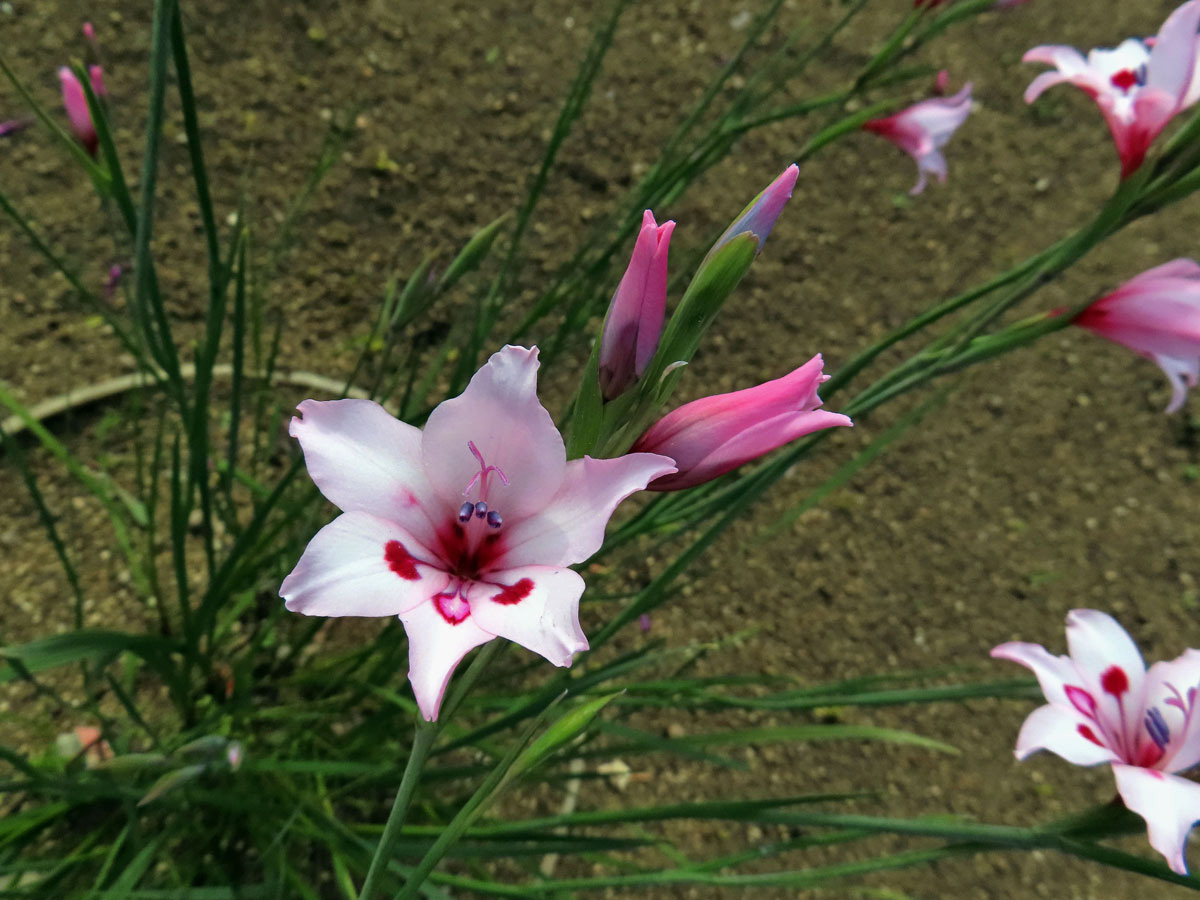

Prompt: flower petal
xmin=290 ymin=399 xmax=440 ymax=546
xmin=281 ymin=511 xmax=443 ymax=618
xmin=1012 ymin=703 xmax=1120 ymax=765
xmin=470 ymin=565 xmax=588 ymax=667
xmin=1145 ymin=650 xmax=1200 ymax=773
xmin=1066 ymin=609 xmax=1147 ymax=690
xmin=399 ymin=599 xmax=495 ymax=721
xmin=991 ymin=640 xmax=1081 ymax=708
xmin=1066 ymin=609 xmax=1147 ymax=743
xmin=497 ymin=453 xmax=676 ymax=569
xmin=1113 ymin=764 xmax=1200 ymax=874
xmin=1147 ymin=0 xmax=1200 ymax=103
xmin=421 ymin=346 xmax=566 ymax=521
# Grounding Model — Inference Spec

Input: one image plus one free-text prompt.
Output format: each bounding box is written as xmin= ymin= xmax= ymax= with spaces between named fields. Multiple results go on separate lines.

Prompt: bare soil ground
xmin=3 ymin=0 xmax=1200 ymax=897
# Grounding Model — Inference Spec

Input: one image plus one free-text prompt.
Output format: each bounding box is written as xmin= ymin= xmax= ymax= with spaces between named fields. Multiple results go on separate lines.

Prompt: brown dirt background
xmin=3 ymin=0 xmax=1200 ymax=897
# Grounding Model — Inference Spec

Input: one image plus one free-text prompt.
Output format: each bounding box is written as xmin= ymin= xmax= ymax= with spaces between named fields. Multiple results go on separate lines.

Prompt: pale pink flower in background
xmin=1073 ymin=259 xmax=1200 ymax=413
xmin=1024 ymin=1 xmax=1200 ymax=178
xmin=630 ymin=354 xmax=851 ymax=491
xmin=598 ymin=210 xmax=675 ymax=400
xmin=993 ymin=610 xmax=1200 ymax=874
xmin=58 ymin=65 xmax=106 ymax=155
xmin=708 ymin=163 xmax=799 ymax=257
xmin=280 ymin=346 xmax=675 ymax=720
xmin=863 ymin=82 xmax=973 ymax=195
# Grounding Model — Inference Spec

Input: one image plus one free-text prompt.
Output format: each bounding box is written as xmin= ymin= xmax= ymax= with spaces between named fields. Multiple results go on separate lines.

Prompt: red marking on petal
xmin=1078 ymin=724 xmax=1105 ymax=747
xmin=492 ymin=577 xmax=534 ymax=606
xmin=434 ymin=592 xmax=471 ymax=624
xmin=1110 ymin=69 xmax=1139 ymax=92
xmin=1065 ymin=685 xmax=1096 ymax=718
xmin=384 ymin=540 xmax=420 ymax=580
xmin=1134 ymin=741 xmax=1165 ymax=768
xmin=1101 ymin=666 xmax=1130 ymax=696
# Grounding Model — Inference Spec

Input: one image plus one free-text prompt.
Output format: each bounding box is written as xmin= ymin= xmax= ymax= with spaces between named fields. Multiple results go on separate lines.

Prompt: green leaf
xmin=437 ymin=212 xmax=511 ymax=293
xmin=138 ymin=763 xmax=207 ymax=806
xmin=0 ymin=630 xmax=179 ymax=683
xmin=509 ymin=692 xmax=622 ymax=779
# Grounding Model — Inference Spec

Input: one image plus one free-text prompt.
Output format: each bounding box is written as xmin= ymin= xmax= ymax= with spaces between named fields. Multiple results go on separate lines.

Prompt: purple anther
xmin=474 ymin=501 xmax=488 ymax=519
xmin=486 ymin=509 xmax=502 ymax=529
xmin=1146 ymin=707 xmax=1171 ymax=751
xmin=458 ymin=501 xmax=474 ymax=523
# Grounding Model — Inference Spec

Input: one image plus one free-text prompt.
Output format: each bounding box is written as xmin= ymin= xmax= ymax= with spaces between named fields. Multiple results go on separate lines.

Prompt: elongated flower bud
xmin=631 ymin=354 xmax=851 ymax=491
xmin=598 ymin=210 xmax=675 ymax=400
xmin=707 ymin=163 xmax=799 ymax=259
xmin=58 ymin=65 xmax=106 ymax=155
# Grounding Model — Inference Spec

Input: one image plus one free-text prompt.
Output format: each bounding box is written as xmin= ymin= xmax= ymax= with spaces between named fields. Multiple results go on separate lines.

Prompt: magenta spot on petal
xmin=384 ymin=540 xmax=420 ymax=580
xmin=434 ymin=592 xmax=470 ymax=624
xmin=1101 ymin=666 xmax=1129 ymax=697
xmin=492 ymin=577 xmax=534 ymax=606
xmin=1065 ymin=685 xmax=1096 ymax=717
xmin=1110 ymin=69 xmax=1139 ymax=91
xmin=1077 ymin=724 xmax=1104 ymax=747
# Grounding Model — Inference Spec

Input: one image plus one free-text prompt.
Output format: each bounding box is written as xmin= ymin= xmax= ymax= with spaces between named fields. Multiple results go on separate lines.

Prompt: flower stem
xmin=358 ymin=722 xmax=438 ymax=900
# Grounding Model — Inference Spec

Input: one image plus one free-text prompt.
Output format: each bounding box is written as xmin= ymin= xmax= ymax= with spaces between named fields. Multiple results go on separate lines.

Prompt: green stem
xmin=358 ymin=722 xmax=438 ymax=900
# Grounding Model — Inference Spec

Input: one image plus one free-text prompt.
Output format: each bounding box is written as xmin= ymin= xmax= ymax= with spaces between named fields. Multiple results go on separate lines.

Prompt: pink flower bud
xmin=631 ymin=354 xmax=852 ymax=491
xmin=598 ymin=210 xmax=675 ymax=400
xmin=58 ymin=65 xmax=106 ymax=155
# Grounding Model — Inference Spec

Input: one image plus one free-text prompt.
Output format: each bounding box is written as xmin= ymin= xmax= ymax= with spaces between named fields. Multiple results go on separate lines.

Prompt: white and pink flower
xmin=863 ymin=82 xmax=973 ymax=195
xmin=1023 ymin=1 xmax=1200 ymax=177
xmin=993 ymin=610 xmax=1200 ymax=874
xmin=1073 ymin=258 xmax=1200 ymax=413
xmin=280 ymin=346 xmax=675 ymax=721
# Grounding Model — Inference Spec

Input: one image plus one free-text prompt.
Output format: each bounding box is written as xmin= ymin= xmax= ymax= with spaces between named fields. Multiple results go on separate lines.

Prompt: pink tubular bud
xmin=597 ymin=209 xmax=675 ymax=400
xmin=58 ymin=66 xmax=100 ymax=155
xmin=631 ymin=354 xmax=852 ymax=491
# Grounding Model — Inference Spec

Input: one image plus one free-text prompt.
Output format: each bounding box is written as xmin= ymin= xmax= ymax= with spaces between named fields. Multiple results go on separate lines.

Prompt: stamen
xmin=474 ymin=501 xmax=488 ymax=519
xmin=458 ymin=501 xmax=475 ymax=523
xmin=463 ymin=441 xmax=510 ymax=499
xmin=486 ymin=510 xmax=502 ymax=528
xmin=1146 ymin=707 xmax=1171 ymax=751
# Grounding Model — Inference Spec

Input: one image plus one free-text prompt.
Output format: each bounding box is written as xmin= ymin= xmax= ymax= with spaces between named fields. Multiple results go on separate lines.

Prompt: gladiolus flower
xmin=1073 ymin=258 xmax=1200 ymax=413
xmin=993 ymin=610 xmax=1200 ymax=874
xmin=58 ymin=65 xmax=106 ymax=155
xmin=863 ymin=82 xmax=973 ymax=195
xmin=1024 ymin=1 xmax=1200 ymax=178
xmin=708 ymin=163 xmax=799 ymax=258
xmin=598 ymin=210 xmax=675 ymax=400
xmin=630 ymin=354 xmax=851 ymax=491
xmin=280 ymin=346 xmax=675 ymax=720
